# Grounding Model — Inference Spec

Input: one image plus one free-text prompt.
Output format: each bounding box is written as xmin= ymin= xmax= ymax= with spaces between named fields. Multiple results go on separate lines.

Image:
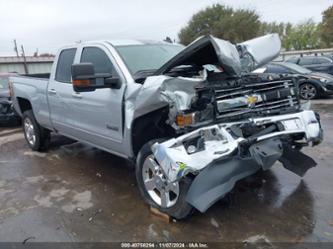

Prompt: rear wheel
xmin=136 ymin=140 xmax=194 ymax=220
xmin=299 ymin=83 xmax=318 ymax=100
xmin=22 ymin=110 xmax=50 ymax=151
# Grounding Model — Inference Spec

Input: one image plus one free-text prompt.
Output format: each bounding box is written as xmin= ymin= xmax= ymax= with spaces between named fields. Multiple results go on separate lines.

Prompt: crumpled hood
xmin=155 ymin=33 xmax=281 ymax=76
xmin=237 ymin=33 xmax=281 ymax=72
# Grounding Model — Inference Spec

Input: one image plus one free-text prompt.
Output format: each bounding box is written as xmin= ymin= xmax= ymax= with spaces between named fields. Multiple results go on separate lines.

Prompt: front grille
xmin=214 ymin=77 xmax=300 ymax=120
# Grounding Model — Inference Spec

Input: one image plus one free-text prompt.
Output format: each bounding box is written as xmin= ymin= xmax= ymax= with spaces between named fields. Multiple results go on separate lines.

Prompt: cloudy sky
xmin=0 ymin=0 xmax=332 ymax=56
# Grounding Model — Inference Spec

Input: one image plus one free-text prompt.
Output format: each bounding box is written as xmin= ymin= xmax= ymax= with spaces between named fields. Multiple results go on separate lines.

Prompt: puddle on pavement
xmin=0 ymin=106 xmax=333 ymax=242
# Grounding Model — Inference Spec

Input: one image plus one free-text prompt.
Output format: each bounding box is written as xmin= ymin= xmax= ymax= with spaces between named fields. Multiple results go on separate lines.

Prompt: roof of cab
xmin=106 ymin=39 xmax=171 ymax=46
xmin=59 ymin=39 xmax=182 ymax=52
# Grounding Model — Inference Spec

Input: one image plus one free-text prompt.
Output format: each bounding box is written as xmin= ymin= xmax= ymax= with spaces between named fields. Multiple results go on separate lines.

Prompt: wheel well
xmin=17 ymin=97 xmax=32 ymax=114
xmin=300 ymin=81 xmax=316 ymax=86
xmin=299 ymin=82 xmax=319 ymax=92
xmin=131 ymin=107 xmax=175 ymax=156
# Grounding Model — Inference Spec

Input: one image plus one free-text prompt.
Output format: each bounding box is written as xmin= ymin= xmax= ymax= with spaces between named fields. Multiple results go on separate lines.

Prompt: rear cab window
xmin=55 ymin=48 xmax=77 ymax=83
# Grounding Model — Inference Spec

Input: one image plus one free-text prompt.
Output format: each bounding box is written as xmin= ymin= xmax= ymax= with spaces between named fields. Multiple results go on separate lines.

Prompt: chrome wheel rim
xmin=300 ymin=84 xmax=316 ymax=100
xmin=24 ymin=117 xmax=36 ymax=146
xmin=142 ymin=155 xmax=179 ymax=208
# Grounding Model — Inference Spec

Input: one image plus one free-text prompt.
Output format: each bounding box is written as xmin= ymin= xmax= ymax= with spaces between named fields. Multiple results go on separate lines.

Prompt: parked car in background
xmin=324 ymin=54 xmax=333 ymax=60
xmin=0 ymin=73 xmax=21 ymax=126
xmin=286 ymin=55 xmax=333 ymax=75
xmin=254 ymin=62 xmax=333 ymax=100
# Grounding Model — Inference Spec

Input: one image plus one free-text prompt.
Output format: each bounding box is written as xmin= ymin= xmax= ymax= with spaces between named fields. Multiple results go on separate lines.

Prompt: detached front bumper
xmin=152 ymin=110 xmax=322 ymax=212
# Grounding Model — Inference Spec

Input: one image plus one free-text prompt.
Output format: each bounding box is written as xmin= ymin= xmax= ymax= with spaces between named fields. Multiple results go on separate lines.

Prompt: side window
xmin=55 ymin=48 xmax=76 ymax=83
xmin=313 ymin=57 xmax=331 ymax=64
xmin=299 ymin=57 xmax=314 ymax=66
xmin=287 ymin=57 xmax=298 ymax=64
xmin=266 ymin=65 xmax=290 ymax=74
xmin=80 ymin=47 xmax=118 ymax=76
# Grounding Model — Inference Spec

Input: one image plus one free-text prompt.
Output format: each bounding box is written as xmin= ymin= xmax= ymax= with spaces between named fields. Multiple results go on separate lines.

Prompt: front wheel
xmin=299 ymin=83 xmax=318 ymax=100
xmin=136 ymin=140 xmax=194 ymax=220
xmin=22 ymin=110 xmax=50 ymax=151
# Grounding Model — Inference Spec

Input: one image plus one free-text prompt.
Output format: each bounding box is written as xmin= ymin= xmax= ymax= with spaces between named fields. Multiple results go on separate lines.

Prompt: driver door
xmin=70 ymin=45 xmax=125 ymax=152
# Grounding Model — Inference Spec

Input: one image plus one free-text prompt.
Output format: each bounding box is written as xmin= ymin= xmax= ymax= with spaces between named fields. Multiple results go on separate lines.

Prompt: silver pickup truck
xmin=10 ymin=34 xmax=323 ymax=219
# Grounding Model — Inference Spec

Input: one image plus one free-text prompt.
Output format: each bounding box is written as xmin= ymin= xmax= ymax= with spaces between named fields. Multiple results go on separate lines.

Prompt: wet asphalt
xmin=0 ymin=100 xmax=333 ymax=244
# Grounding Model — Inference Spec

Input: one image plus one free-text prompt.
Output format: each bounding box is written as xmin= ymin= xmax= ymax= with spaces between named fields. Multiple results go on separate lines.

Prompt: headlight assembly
xmin=175 ymin=106 xmax=214 ymax=128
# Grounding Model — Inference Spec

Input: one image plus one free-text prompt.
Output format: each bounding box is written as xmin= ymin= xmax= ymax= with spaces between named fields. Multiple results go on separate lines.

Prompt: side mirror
xmin=71 ymin=63 xmax=96 ymax=92
xmin=71 ymin=63 xmax=122 ymax=92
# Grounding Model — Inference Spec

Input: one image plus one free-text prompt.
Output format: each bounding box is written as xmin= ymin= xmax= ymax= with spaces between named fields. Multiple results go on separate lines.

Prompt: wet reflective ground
xmin=0 ymin=100 xmax=333 ymax=243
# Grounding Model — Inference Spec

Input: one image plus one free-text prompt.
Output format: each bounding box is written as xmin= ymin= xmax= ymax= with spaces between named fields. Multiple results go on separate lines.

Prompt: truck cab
xmin=12 ymin=40 xmax=183 ymax=157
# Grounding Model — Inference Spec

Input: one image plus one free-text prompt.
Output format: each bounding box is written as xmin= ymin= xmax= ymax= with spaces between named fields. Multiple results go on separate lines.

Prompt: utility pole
xmin=13 ymin=39 xmax=19 ymax=57
xmin=21 ymin=45 xmax=29 ymax=74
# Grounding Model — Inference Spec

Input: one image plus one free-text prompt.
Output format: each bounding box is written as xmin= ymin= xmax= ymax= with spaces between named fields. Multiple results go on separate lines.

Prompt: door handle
xmin=72 ymin=93 xmax=82 ymax=99
xmin=48 ymin=89 xmax=57 ymax=95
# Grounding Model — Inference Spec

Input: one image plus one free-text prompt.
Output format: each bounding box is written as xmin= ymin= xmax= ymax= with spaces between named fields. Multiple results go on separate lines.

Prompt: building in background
xmin=0 ymin=56 xmax=54 ymax=75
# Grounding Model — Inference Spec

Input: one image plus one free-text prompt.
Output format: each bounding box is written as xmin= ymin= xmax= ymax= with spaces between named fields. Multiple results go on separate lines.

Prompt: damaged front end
xmin=152 ymin=110 xmax=321 ymax=212
xmin=134 ymin=34 xmax=323 ymax=213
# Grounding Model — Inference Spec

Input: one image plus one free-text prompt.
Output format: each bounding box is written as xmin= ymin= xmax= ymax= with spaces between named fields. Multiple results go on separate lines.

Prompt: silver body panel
xmin=10 ymin=34 xmax=317 ymax=162
xmin=152 ymin=110 xmax=321 ymax=182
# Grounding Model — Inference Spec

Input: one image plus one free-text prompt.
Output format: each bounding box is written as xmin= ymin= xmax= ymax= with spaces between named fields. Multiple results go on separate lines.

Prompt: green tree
xmin=283 ymin=19 xmax=320 ymax=50
xmin=259 ymin=22 xmax=293 ymax=49
xmin=178 ymin=4 xmax=261 ymax=45
xmin=320 ymin=5 xmax=333 ymax=47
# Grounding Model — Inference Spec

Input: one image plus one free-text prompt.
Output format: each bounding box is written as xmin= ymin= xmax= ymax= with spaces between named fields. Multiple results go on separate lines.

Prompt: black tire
xmin=299 ymin=83 xmax=318 ymax=100
xmin=22 ymin=110 xmax=50 ymax=151
xmin=136 ymin=139 xmax=194 ymax=220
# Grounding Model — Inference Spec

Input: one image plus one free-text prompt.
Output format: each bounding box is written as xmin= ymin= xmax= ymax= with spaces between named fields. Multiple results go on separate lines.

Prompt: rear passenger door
xmin=70 ymin=45 xmax=126 ymax=152
xmin=48 ymin=47 xmax=78 ymax=134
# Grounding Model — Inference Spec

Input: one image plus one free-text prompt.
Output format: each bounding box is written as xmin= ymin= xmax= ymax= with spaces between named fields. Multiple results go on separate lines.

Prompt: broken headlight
xmin=175 ymin=106 xmax=214 ymax=128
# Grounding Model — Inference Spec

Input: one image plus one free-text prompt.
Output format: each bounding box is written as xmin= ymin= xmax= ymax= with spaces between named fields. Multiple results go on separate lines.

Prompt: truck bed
xmin=10 ymin=75 xmax=51 ymax=129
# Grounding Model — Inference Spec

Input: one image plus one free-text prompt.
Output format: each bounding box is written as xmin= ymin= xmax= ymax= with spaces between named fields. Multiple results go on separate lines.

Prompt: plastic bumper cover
xmin=152 ymin=110 xmax=322 ymax=212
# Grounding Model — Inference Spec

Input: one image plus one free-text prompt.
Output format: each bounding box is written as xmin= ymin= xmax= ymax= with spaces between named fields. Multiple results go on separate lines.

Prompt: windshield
xmin=0 ymin=77 xmax=9 ymax=89
xmin=115 ymin=44 xmax=184 ymax=75
xmin=282 ymin=62 xmax=312 ymax=74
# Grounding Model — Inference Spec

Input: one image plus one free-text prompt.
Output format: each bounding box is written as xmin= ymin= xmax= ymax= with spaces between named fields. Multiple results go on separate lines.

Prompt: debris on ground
xmin=22 ymin=236 xmax=36 ymax=244
xmin=23 ymin=151 xmax=47 ymax=158
xmin=96 ymin=173 xmax=102 ymax=178
xmin=150 ymin=206 xmax=170 ymax=222
xmin=210 ymin=218 xmax=219 ymax=228
xmin=243 ymin=234 xmax=271 ymax=244
xmin=88 ymin=208 xmax=103 ymax=222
